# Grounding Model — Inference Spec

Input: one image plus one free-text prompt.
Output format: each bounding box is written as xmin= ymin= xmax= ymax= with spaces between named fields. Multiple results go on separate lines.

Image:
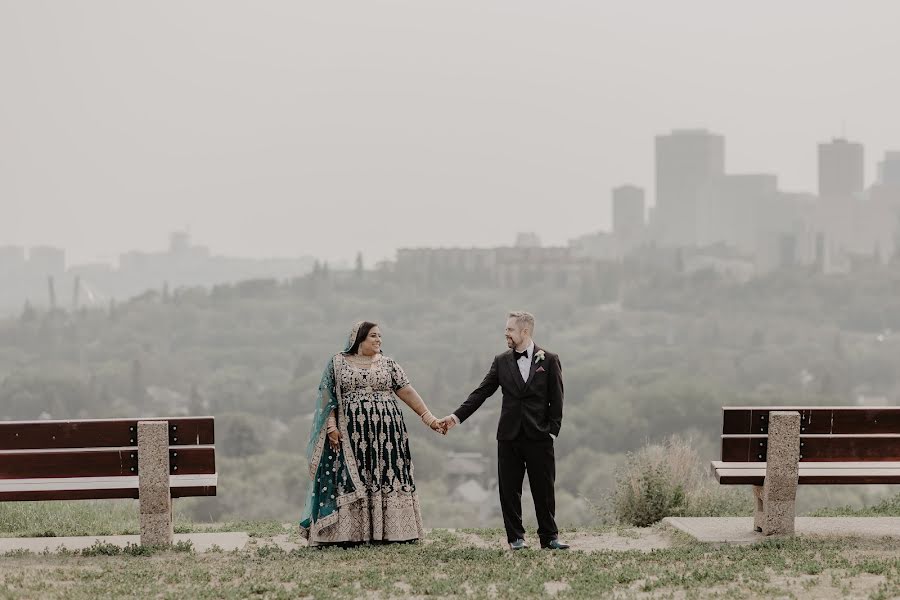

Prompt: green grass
xmin=0 ymin=525 xmax=900 ymax=600
xmin=1 ymin=531 xmax=899 ymax=599
xmin=0 ymin=501 xmax=284 ymax=538
xmin=2 ymin=501 xmax=900 ymax=598
xmin=808 ymin=493 xmax=900 ymax=517
xmin=0 ymin=501 xmax=141 ymax=538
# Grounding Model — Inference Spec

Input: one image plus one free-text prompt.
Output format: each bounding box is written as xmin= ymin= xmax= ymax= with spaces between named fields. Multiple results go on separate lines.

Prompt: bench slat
xmin=0 ymin=474 xmax=217 ymax=501
xmin=0 ymin=417 xmax=215 ymax=450
xmin=0 ymin=446 xmax=215 ymax=479
xmin=721 ymin=435 xmax=900 ymax=462
xmin=722 ymin=407 xmax=900 ymax=435
xmin=712 ymin=466 xmax=900 ymax=485
xmin=711 ymin=460 xmax=900 ymax=470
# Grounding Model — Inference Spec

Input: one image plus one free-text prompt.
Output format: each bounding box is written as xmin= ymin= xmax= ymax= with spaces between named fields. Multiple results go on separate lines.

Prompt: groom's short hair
xmin=508 ymin=311 xmax=535 ymax=334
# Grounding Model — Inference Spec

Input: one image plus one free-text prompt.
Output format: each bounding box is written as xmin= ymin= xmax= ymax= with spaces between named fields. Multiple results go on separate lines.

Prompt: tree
xmin=130 ymin=359 xmax=147 ymax=414
xmin=220 ymin=414 xmax=263 ymax=458
xmin=355 ymin=252 xmax=364 ymax=276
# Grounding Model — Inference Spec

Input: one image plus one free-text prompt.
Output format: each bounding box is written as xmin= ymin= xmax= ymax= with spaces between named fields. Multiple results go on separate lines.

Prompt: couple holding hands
xmin=299 ymin=311 xmax=568 ymax=550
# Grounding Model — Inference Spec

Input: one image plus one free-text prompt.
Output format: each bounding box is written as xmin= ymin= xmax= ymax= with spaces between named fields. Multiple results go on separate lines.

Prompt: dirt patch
xmin=259 ymin=534 xmax=300 ymax=552
xmin=447 ymin=528 xmax=671 ymax=552
xmin=543 ymin=581 xmax=571 ymax=596
xmin=449 ymin=531 xmax=496 ymax=549
xmin=566 ymin=529 xmax=671 ymax=553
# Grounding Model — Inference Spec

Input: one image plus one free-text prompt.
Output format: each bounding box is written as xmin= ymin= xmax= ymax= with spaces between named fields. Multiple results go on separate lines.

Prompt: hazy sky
xmin=2 ymin=1 xmax=899 ymax=266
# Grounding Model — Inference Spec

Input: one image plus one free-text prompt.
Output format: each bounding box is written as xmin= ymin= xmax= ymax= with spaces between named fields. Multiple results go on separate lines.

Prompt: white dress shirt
xmin=515 ymin=341 xmax=535 ymax=382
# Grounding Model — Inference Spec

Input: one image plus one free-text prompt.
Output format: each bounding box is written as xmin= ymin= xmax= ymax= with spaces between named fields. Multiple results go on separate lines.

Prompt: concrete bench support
xmin=753 ymin=410 xmax=800 ymax=535
xmin=138 ymin=420 xmax=173 ymax=546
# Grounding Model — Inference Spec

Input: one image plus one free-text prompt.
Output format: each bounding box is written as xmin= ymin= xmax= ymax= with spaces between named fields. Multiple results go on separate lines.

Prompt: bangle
xmin=420 ymin=410 xmax=437 ymax=427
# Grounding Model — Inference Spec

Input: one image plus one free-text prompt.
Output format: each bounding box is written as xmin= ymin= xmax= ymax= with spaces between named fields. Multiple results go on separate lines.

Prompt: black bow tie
xmin=513 ymin=350 xmax=530 ymax=361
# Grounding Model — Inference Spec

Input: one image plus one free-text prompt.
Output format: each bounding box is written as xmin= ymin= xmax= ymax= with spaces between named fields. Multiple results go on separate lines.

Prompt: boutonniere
xmin=534 ymin=350 xmax=546 ymax=363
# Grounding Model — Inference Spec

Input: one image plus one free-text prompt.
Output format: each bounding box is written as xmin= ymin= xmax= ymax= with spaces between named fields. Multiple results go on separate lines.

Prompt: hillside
xmin=3 ymin=263 xmax=900 ymax=524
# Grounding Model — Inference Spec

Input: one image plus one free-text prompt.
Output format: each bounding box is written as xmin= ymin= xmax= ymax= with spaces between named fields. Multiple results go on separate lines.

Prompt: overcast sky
xmin=2 ymin=1 xmax=899 ymax=266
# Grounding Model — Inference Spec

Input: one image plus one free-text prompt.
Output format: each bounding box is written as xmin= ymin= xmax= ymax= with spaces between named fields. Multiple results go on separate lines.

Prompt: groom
xmin=441 ymin=311 xmax=568 ymax=550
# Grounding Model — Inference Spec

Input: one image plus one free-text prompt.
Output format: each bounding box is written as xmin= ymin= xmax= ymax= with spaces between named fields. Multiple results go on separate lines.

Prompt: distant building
xmin=612 ymin=185 xmax=645 ymax=248
xmin=878 ymin=151 xmax=900 ymax=186
xmin=568 ymin=231 xmax=620 ymax=261
xmin=396 ymin=235 xmax=597 ymax=288
xmin=818 ymin=138 xmax=864 ymax=199
xmin=753 ymin=192 xmax=821 ymax=272
xmin=654 ymin=129 xmax=725 ymax=246
xmin=169 ymin=231 xmax=191 ymax=254
xmin=684 ymin=251 xmax=755 ymax=283
xmin=871 ymin=151 xmax=900 ymax=206
xmin=696 ymin=173 xmax=779 ymax=255
xmin=514 ymin=232 xmax=541 ymax=248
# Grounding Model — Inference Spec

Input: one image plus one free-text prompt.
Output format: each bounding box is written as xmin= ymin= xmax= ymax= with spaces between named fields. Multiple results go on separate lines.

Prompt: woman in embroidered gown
xmin=300 ymin=321 xmax=445 ymax=546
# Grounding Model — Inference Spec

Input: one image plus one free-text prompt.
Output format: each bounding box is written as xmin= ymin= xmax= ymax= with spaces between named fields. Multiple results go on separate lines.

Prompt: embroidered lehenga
xmin=299 ymin=326 xmax=426 ymax=546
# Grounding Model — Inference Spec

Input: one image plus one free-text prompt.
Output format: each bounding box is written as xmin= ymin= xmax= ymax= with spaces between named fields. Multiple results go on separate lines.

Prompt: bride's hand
xmin=429 ymin=419 xmax=446 ymax=435
xmin=328 ymin=429 xmax=341 ymax=450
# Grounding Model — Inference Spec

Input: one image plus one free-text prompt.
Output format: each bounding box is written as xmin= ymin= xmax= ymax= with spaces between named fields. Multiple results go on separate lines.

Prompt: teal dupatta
xmin=299 ymin=324 xmax=367 ymax=540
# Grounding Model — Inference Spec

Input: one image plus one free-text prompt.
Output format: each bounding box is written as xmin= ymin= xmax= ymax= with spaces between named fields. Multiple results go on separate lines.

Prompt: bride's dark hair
xmin=346 ymin=321 xmax=379 ymax=355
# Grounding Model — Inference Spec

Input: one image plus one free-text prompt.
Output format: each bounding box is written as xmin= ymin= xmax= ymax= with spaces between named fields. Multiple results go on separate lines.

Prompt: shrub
xmin=612 ymin=435 xmax=751 ymax=526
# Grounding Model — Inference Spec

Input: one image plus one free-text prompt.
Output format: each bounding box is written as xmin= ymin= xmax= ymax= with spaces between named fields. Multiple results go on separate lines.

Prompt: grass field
xmin=2 ymin=501 xmax=900 ymax=599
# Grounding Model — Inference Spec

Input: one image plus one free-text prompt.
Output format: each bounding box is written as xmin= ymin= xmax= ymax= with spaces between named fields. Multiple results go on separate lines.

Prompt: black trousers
xmin=497 ymin=436 xmax=558 ymax=545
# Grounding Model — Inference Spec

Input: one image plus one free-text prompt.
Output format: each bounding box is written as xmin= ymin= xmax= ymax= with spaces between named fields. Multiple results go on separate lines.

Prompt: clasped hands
xmin=328 ymin=415 xmax=457 ymax=447
xmin=427 ymin=415 xmax=458 ymax=436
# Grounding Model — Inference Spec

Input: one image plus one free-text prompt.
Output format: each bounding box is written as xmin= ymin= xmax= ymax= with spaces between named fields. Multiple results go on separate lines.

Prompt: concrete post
xmin=138 ymin=420 xmax=173 ymax=546
xmin=759 ymin=411 xmax=800 ymax=535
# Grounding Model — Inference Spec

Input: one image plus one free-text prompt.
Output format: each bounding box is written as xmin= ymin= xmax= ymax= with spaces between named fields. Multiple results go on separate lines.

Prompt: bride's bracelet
xmin=420 ymin=410 xmax=438 ymax=427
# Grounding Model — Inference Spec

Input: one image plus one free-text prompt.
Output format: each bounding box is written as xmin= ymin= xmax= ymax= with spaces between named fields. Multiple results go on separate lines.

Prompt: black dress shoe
xmin=509 ymin=538 xmax=528 ymax=550
xmin=541 ymin=539 xmax=570 ymax=550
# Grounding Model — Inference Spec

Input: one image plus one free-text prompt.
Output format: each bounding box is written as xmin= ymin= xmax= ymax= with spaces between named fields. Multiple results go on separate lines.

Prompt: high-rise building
xmin=654 ymin=129 xmax=725 ymax=246
xmin=878 ymin=151 xmax=900 ymax=186
xmin=612 ymin=185 xmax=645 ymax=242
xmin=818 ymin=138 xmax=864 ymax=199
xmin=696 ymin=174 xmax=778 ymax=254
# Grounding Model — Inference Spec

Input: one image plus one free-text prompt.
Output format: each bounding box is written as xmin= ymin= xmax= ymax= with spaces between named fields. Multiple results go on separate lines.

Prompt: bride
xmin=299 ymin=321 xmax=445 ymax=546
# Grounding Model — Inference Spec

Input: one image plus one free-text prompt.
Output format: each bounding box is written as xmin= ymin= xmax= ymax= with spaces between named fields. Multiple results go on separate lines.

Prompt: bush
xmin=611 ymin=435 xmax=751 ymax=526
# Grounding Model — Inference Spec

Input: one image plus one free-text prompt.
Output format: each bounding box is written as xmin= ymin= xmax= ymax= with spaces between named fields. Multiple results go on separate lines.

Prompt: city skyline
xmin=3 ymin=129 xmax=898 ymax=269
xmin=3 ymin=1 xmax=900 ymax=266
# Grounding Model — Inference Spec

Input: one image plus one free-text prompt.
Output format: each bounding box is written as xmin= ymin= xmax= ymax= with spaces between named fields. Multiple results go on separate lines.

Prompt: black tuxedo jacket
xmin=453 ymin=345 xmax=563 ymax=441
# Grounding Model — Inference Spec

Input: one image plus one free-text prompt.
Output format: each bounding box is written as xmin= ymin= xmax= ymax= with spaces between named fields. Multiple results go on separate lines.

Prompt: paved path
xmin=665 ymin=516 xmax=900 ymax=544
xmin=0 ymin=532 xmax=249 ymax=554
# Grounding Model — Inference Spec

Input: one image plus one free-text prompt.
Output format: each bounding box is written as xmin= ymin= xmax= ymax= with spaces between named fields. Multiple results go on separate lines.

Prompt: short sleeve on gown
xmin=389 ymin=359 xmax=410 ymax=391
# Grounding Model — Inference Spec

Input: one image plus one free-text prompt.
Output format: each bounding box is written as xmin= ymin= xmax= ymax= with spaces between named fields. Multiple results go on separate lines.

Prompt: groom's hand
xmin=440 ymin=416 xmax=457 ymax=434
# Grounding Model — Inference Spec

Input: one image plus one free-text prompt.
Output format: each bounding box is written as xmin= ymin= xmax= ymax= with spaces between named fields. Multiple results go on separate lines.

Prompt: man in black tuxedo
xmin=441 ymin=311 xmax=568 ymax=550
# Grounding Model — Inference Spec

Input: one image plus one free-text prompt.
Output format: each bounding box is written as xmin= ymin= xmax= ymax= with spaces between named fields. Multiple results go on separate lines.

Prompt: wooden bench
xmin=0 ymin=417 xmax=216 ymax=545
xmin=711 ymin=406 xmax=900 ymax=535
